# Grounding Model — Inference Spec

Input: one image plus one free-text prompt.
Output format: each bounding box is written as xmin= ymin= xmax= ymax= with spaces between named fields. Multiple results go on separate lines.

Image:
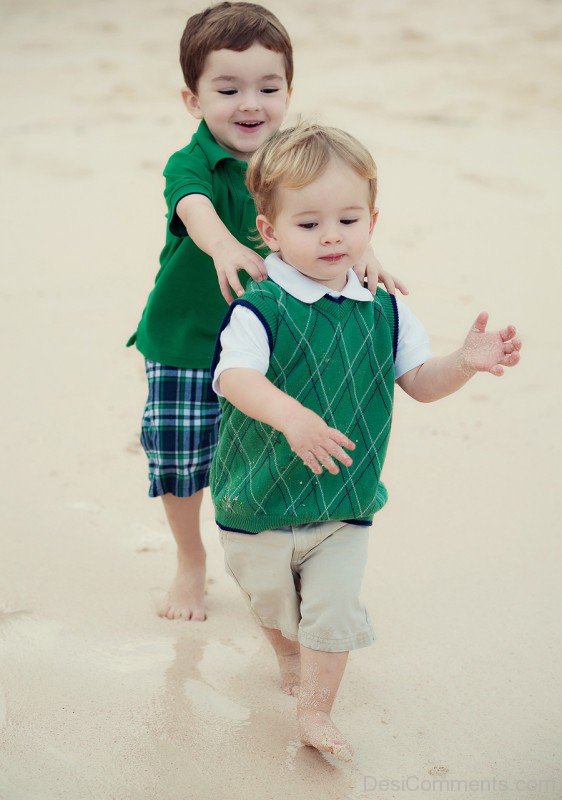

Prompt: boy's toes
xmin=330 ymin=740 xmax=354 ymax=762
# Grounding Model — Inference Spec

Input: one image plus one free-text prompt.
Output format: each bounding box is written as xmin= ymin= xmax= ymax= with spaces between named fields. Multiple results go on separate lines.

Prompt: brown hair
xmin=246 ymin=123 xmax=378 ymax=222
xmin=179 ymin=2 xmax=293 ymax=91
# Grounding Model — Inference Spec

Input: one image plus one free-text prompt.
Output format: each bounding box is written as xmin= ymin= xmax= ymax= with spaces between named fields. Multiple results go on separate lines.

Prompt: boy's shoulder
xmin=164 ymin=125 xmax=211 ymax=175
xmin=242 ymin=278 xmax=290 ymax=309
xmin=164 ymin=121 xmax=237 ymax=176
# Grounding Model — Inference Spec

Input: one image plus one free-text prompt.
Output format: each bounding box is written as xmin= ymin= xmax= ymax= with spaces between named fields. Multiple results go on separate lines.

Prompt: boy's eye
xmin=261 ymin=87 xmax=279 ymax=94
xmin=218 ymin=89 xmax=237 ymax=95
xmin=341 ymin=218 xmax=359 ymax=225
xmin=298 ymin=222 xmax=317 ymax=230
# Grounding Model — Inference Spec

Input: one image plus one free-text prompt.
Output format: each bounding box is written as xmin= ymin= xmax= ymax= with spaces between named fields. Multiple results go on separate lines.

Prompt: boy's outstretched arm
xmin=220 ymin=369 xmax=355 ymax=475
xmin=176 ymin=194 xmax=267 ymax=304
xmin=397 ymin=312 xmax=522 ymax=402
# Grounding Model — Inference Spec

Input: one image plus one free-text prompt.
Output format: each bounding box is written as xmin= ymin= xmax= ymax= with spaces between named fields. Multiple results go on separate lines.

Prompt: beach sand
xmin=1 ymin=0 xmax=561 ymax=797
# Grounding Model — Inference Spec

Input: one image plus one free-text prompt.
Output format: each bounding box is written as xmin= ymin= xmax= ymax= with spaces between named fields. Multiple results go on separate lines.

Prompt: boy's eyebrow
xmin=291 ymin=206 xmax=365 ymax=217
xmin=211 ymin=74 xmax=285 ymax=83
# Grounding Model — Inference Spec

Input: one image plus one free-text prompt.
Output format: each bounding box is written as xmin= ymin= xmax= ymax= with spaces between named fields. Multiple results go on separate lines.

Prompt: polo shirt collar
xmin=264 ymin=253 xmax=374 ymax=304
xmin=194 ymin=120 xmax=246 ymax=170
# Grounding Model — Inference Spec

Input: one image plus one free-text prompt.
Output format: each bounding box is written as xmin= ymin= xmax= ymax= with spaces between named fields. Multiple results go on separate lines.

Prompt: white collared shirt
xmin=213 ymin=253 xmax=431 ymax=395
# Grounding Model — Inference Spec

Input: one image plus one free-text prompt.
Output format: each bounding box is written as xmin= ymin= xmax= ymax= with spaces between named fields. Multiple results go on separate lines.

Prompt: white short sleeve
xmin=394 ymin=298 xmax=432 ymax=379
xmin=213 ymin=306 xmax=270 ymax=396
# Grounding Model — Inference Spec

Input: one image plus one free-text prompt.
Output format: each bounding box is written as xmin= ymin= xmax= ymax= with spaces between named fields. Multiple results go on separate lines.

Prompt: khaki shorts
xmin=219 ymin=520 xmax=375 ymax=652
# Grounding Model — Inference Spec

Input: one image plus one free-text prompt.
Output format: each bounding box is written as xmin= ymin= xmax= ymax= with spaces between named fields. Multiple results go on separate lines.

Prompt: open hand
xmin=281 ymin=407 xmax=356 ymax=475
xmin=459 ymin=312 xmax=522 ymax=377
xmin=212 ymin=240 xmax=267 ymax=304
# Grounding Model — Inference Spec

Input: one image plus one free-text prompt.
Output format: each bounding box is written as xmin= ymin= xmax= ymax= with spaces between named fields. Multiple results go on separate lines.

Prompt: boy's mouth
xmin=320 ymin=254 xmax=345 ymax=263
xmin=235 ymin=121 xmax=264 ymax=130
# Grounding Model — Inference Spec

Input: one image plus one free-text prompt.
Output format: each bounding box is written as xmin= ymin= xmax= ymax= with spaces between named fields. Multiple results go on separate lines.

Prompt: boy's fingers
xmin=500 ymin=324 xmax=516 ymax=342
xmin=228 ymin=275 xmax=244 ymax=297
xmin=244 ymin=252 xmax=267 ymax=280
xmin=471 ymin=311 xmax=489 ymax=333
xmin=219 ymin=276 xmax=234 ymax=305
xmin=297 ymin=449 xmax=322 ymax=474
xmin=380 ymin=276 xmax=396 ymax=295
xmin=503 ymin=338 xmax=521 ymax=354
xmin=393 ymin=278 xmax=409 ymax=295
xmin=312 ymin=447 xmax=339 ymax=474
xmin=489 ymin=365 xmax=504 ymax=377
xmin=244 ymin=263 xmax=266 ymax=282
xmin=329 ymin=429 xmax=356 ymax=451
xmin=324 ymin=442 xmax=353 ymax=467
xmin=352 ymin=263 xmax=367 ymax=281
xmin=499 ymin=352 xmax=520 ymax=367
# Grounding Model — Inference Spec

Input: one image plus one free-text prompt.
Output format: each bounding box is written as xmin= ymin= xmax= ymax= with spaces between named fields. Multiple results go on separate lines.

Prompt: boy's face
xmin=183 ymin=43 xmax=291 ymax=161
xmin=257 ymin=159 xmax=378 ymax=291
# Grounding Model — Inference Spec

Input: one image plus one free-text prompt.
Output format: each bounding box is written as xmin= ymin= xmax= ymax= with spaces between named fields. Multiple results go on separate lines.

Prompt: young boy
xmin=127 ymin=3 xmax=404 ymax=622
xmin=210 ymin=123 xmax=521 ymax=760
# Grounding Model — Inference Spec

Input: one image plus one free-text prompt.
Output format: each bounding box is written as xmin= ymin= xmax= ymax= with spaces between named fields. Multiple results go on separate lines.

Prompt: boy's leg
xmin=261 ymin=626 xmax=300 ymax=696
xmin=160 ymin=490 xmax=207 ymax=621
xmin=218 ymin=528 xmax=301 ymax=688
xmin=141 ymin=361 xmax=220 ymax=621
xmin=297 ymin=647 xmax=353 ymax=761
xmin=293 ymin=522 xmax=374 ymax=760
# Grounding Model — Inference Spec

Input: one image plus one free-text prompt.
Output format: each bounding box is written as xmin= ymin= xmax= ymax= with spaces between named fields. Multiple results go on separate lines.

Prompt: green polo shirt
xmin=127 ymin=120 xmax=266 ymax=368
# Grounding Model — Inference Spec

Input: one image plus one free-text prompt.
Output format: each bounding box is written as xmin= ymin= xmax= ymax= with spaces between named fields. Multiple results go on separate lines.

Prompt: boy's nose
xmin=238 ymin=92 xmax=262 ymax=112
xmin=321 ymin=228 xmax=343 ymax=244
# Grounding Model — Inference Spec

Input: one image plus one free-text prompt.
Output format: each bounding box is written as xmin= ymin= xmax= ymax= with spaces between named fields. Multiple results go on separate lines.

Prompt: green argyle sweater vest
xmin=209 ymin=279 xmax=398 ymax=534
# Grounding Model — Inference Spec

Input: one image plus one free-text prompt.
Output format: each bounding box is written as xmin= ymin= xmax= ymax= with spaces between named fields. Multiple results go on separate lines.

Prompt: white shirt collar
xmin=264 ymin=252 xmax=374 ymax=304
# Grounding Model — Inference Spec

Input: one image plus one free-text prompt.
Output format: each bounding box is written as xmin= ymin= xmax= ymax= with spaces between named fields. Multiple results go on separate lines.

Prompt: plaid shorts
xmin=140 ymin=360 xmax=222 ymax=498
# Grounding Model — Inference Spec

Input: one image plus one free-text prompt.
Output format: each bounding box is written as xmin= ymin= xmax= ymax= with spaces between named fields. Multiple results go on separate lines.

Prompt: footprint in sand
xmin=126 ymin=436 xmax=142 ymax=454
xmin=130 ymin=523 xmax=167 ymax=553
xmin=0 ymin=602 xmax=32 ymax=626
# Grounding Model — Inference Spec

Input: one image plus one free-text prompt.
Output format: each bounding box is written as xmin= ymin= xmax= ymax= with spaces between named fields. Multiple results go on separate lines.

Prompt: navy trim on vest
xmin=210 ymin=298 xmax=275 ymax=378
xmin=389 ymin=293 xmax=399 ymax=362
xmin=323 ymin=293 xmax=347 ymax=304
xmin=218 ymin=519 xmax=372 ymax=533
xmin=216 ymin=521 xmax=254 ymax=534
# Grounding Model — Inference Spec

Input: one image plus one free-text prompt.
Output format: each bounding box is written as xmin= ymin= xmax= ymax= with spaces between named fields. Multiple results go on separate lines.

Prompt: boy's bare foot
xmin=298 ymin=709 xmax=354 ymax=761
xmin=159 ymin=556 xmax=207 ymax=621
xmin=277 ymin=650 xmax=301 ymax=696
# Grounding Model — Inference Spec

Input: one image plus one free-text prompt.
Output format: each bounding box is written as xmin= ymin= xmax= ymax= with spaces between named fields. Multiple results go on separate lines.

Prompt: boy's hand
xmin=459 ymin=312 xmax=522 ymax=377
xmin=353 ymin=245 xmax=409 ymax=296
xmin=211 ymin=240 xmax=267 ymax=304
xmin=280 ymin=407 xmax=356 ymax=476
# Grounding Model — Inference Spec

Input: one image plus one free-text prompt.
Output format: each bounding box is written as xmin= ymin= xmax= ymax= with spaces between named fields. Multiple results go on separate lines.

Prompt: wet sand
xmin=1 ymin=0 xmax=561 ymax=797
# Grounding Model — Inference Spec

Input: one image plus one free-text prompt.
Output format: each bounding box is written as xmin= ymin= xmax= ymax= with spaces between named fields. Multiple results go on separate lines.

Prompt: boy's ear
xmin=256 ymin=215 xmax=280 ymax=251
xmin=285 ymin=85 xmax=293 ymax=110
xmin=369 ymin=208 xmax=379 ymax=236
xmin=181 ymin=86 xmax=203 ymax=120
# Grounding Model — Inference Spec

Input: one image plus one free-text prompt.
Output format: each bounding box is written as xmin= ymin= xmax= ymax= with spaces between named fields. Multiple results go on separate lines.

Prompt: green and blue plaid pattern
xmin=141 ymin=360 xmax=221 ymax=497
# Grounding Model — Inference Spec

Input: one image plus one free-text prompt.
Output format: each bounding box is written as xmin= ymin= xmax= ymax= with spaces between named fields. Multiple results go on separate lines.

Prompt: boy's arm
xmin=220 ymin=369 xmax=355 ymax=475
xmin=397 ymin=312 xmax=521 ymax=402
xmin=176 ymin=194 xmax=266 ymax=303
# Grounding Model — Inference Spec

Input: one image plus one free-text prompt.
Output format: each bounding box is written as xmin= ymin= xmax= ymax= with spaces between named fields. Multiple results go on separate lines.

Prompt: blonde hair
xmin=246 ymin=123 xmax=377 ymax=222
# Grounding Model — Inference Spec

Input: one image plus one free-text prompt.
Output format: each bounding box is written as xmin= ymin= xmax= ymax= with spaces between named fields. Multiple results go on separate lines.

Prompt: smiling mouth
xmin=235 ymin=121 xmax=264 ymax=129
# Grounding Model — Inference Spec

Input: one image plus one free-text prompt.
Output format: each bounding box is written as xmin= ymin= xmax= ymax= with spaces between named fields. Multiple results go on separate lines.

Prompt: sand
xmin=1 ymin=0 xmax=561 ymax=797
